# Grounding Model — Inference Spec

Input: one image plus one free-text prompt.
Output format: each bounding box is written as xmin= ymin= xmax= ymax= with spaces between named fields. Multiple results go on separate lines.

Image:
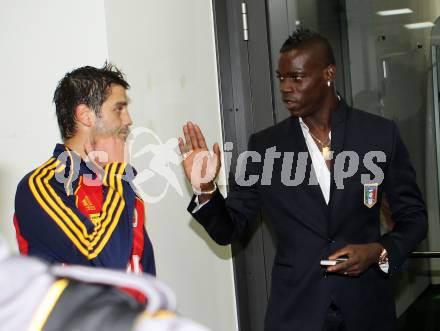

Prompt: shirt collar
xmin=52 ymin=143 xmax=97 ymax=178
xmin=299 ymin=117 xmax=309 ymax=131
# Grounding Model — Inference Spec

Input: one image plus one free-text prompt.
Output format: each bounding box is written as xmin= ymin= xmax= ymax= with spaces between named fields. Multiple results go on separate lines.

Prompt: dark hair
xmin=53 ymin=62 xmax=130 ymax=140
xmin=280 ymin=28 xmax=335 ymax=66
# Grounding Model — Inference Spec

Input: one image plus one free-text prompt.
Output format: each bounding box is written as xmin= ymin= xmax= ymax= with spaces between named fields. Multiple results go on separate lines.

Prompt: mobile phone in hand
xmin=320 ymin=257 xmax=348 ymax=266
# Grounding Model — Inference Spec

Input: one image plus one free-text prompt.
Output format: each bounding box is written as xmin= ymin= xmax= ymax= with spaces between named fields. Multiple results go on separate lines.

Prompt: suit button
xmin=328 ymin=238 xmax=335 ymax=243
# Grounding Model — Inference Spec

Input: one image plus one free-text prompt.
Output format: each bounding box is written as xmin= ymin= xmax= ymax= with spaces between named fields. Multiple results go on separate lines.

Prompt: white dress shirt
xmin=299 ymin=117 xmax=331 ymax=204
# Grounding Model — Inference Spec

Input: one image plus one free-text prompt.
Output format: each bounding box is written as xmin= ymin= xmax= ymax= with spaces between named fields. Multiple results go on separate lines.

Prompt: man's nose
xmin=280 ymin=79 xmax=294 ymax=93
xmin=123 ymin=109 xmax=133 ymax=126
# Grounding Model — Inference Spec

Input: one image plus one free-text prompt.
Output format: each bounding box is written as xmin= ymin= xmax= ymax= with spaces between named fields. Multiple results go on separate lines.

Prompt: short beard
xmin=93 ymin=118 xmax=118 ymax=136
xmin=93 ymin=118 xmax=130 ymax=141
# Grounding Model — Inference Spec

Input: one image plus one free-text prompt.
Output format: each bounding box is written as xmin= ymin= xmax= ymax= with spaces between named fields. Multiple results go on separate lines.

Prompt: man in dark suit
xmin=178 ymin=29 xmax=427 ymax=330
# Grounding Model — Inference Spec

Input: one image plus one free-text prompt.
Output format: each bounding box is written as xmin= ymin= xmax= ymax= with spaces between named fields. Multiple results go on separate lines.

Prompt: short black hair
xmin=53 ymin=62 xmax=130 ymax=140
xmin=280 ymin=28 xmax=335 ymax=66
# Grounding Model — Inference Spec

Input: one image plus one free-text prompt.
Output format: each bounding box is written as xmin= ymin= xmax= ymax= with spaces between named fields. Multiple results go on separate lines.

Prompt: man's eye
xmin=277 ymin=76 xmax=302 ymax=82
xmin=277 ymin=75 xmax=290 ymax=82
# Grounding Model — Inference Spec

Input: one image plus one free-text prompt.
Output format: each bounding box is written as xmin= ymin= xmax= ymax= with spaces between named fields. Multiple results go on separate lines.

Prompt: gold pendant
xmin=322 ymin=147 xmax=332 ymax=160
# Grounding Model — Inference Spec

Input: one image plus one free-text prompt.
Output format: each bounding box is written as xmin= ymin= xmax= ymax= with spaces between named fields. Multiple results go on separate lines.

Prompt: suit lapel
xmin=278 ymin=117 xmax=329 ymax=237
xmin=329 ymin=99 xmax=349 ymax=206
xmin=284 ymin=117 xmax=329 ymax=209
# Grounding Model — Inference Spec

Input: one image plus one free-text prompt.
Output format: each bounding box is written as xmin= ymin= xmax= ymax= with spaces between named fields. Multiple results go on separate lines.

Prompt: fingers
xmin=178 ymin=137 xmax=186 ymax=155
xmin=344 ymin=266 xmax=361 ymax=276
xmin=213 ymin=143 xmax=220 ymax=155
xmin=326 ymin=245 xmax=365 ymax=276
xmin=182 ymin=122 xmax=219 ymax=153
xmin=327 ymin=246 xmax=352 ymax=273
xmin=327 ymin=259 xmax=353 ymax=273
xmin=183 ymin=124 xmax=193 ymax=152
xmin=178 ymin=137 xmax=192 ymax=160
xmin=187 ymin=122 xmax=199 ymax=149
xmin=194 ymin=124 xmax=208 ymax=149
xmin=182 ymin=122 xmax=202 ymax=152
xmin=328 ymin=247 xmax=350 ymax=261
xmin=213 ymin=143 xmax=221 ymax=169
xmin=213 ymin=143 xmax=221 ymax=162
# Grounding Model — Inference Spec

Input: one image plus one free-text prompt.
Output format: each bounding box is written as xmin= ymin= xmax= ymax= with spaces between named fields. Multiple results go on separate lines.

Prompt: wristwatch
xmin=378 ymin=248 xmax=389 ymax=265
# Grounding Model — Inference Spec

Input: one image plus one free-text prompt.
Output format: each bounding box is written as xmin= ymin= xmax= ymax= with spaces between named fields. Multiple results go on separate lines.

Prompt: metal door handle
xmin=410 ymin=251 xmax=440 ymax=258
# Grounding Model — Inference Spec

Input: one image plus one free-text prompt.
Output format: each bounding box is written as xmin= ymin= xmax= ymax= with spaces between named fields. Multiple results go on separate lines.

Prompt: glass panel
xmin=365 ymin=7 xmax=440 ymax=321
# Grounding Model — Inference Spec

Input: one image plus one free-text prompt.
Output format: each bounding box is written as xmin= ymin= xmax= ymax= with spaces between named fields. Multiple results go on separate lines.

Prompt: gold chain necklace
xmin=308 ymin=130 xmax=330 ymax=147
xmin=308 ymin=130 xmax=332 ymax=160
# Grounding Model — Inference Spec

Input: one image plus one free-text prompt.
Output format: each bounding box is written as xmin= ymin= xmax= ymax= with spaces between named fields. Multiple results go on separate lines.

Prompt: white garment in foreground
xmin=299 ymin=117 xmax=331 ymax=204
xmin=0 ymin=235 xmax=210 ymax=331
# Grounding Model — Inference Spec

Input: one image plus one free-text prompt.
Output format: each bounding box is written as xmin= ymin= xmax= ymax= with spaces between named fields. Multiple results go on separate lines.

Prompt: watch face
xmin=379 ymin=248 xmax=388 ymax=264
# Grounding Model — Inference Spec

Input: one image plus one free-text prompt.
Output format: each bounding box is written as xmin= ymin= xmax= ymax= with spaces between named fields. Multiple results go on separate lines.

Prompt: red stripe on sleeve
xmin=13 ymin=214 xmax=29 ymax=255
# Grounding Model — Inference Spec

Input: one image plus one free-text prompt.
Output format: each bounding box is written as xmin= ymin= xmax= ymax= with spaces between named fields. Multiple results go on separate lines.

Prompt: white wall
xmin=104 ymin=1 xmax=237 ymax=330
xmin=0 ymin=1 xmax=238 ymax=330
xmin=0 ymin=0 xmax=108 ymax=249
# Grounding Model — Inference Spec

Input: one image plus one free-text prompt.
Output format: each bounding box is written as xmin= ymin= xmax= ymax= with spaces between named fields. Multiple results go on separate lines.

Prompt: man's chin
xmin=118 ymin=128 xmax=131 ymax=141
xmin=287 ymin=107 xmax=304 ymax=118
xmin=119 ymin=133 xmax=129 ymax=142
xmin=284 ymin=102 xmax=302 ymax=116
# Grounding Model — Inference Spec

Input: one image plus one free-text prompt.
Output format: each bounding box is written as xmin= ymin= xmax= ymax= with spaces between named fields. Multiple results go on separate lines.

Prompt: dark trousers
xmin=322 ymin=303 xmax=347 ymax=331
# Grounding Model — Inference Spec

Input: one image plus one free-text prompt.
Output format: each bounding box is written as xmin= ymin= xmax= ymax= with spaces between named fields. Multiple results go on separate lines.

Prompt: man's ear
xmin=325 ymin=64 xmax=336 ymax=82
xmin=75 ymin=104 xmax=94 ymax=127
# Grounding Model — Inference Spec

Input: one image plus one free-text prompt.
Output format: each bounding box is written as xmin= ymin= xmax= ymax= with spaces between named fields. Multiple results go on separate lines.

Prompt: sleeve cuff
xmin=379 ymin=262 xmax=389 ymax=273
xmin=191 ymin=195 xmax=211 ymax=213
xmin=377 ymin=236 xmax=401 ymax=274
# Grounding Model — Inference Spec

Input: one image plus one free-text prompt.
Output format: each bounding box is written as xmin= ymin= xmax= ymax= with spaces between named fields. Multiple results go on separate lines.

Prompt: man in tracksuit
xmin=13 ymin=64 xmax=155 ymax=275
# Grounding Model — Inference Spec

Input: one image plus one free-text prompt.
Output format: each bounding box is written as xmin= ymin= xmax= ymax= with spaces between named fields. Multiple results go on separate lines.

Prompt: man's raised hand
xmin=178 ymin=122 xmax=221 ymax=193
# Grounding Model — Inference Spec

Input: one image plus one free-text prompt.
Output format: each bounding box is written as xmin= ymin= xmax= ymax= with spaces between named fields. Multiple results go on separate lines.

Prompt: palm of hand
xmin=179 ymin=122 xmax=221 ymax=190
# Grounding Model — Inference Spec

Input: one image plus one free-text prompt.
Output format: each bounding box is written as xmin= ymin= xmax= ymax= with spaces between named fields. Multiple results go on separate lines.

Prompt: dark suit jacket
xmin=188 ymin=100 xmax=428 ymax=331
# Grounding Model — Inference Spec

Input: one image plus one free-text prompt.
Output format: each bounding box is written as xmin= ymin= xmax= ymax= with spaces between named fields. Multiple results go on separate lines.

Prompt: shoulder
xmin=251 ymin=117 xmax=293 ymax=149
xmin=16 ymin=157 xmax=61 ymax=200
xmin=347 ymin=107 xmax=395 ymax=132
xmin=344 ymin=107 xmax=400 ymax=156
